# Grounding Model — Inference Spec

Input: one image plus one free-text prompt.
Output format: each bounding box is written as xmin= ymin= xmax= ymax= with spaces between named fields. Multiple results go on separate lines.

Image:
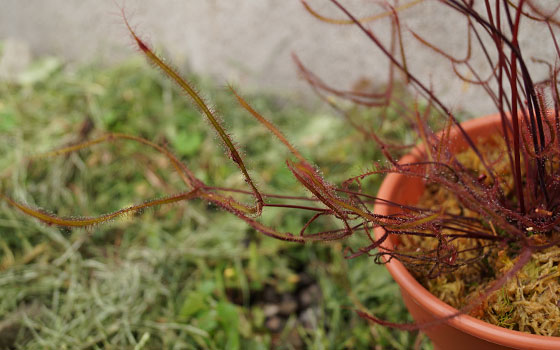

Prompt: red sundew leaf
xmin=1 ymin=190 xmax=199 ymax=228
xmin=286 ymin=160 xmax=348 ymax=221
xmin=228 ymin=85 xmax=306 ymax=162
xmin=300 ymin=0 xmax=424 ymax=25
xmin=286 ymin=160 xmax=397 ymax=232
xmin=292 ymin=54 xmax=390 ymax=107
xmin=409 ymin=21 xmax=473 ymax=64
xmin=525 ymin=0 xmax=560 ymax=26
xmin=329 ymin=0 xmax=496 ymax=181
xmin=121 ymin=10 xmax=263 ymax=215
xmin=198 ymin=191 xmax=305 ymax=243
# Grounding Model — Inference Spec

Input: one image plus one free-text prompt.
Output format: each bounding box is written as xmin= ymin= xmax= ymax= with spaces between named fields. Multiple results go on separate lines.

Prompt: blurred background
xmin=2 ymin=0 xmax=557 ymax=115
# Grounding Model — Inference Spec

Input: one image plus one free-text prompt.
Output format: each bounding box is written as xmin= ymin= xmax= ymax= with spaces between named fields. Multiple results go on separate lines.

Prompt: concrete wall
xmin=1 ymin=1 xmax=557 ymax=115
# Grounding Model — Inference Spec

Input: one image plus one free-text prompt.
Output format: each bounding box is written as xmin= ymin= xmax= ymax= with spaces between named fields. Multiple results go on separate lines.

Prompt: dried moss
xmin=401 ymin=137 xmax=560 ymax=336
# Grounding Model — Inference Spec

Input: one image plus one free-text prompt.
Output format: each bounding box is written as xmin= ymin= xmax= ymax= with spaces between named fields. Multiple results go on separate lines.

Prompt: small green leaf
xmin=198 ymin=280 xmax=216 ymax=295
xmin=146 ymin=229 xmax=161 ymax=249
xmin=179 ymin=291 xmax=206 ymax=319
xmin=0 ymin=108 xmax=16 ymax=132
xmin=197 ymin=309 xmax=218 ymax=332
xmin=217 ymin=301 xmax=240 ymax=350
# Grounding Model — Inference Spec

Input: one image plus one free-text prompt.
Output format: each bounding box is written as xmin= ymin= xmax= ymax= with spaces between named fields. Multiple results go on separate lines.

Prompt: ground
xmin=0 ymin=55 xmax=430 ymax=349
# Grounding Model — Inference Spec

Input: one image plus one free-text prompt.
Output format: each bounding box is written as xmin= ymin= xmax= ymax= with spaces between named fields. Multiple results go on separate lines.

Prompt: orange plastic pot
xmin=373 ymin=114 xmax=560 ymax=350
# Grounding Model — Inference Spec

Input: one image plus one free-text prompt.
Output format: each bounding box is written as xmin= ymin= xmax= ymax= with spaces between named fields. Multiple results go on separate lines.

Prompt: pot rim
xmin=373 ymin=113 xmax=560 ymax=348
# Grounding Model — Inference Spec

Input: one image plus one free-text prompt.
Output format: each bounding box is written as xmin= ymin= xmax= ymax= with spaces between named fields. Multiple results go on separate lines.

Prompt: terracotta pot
xmin=373 ymin=113 xmax=560 ymax=350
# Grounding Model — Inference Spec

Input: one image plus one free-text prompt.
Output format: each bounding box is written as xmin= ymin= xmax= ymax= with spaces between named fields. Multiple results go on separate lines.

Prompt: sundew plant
xmin=3 ymin=0 xmax=560 ymax=331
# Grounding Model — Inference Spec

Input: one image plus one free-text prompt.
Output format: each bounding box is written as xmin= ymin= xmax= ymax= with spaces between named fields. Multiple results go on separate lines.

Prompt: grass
xmin=0 ymin=54 xmax=431 ymax=349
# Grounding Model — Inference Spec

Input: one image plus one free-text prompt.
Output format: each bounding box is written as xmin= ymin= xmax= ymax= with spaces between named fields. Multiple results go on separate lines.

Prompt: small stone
xmin=265 ymin=316 xmax=284 ymax=332
xmin=263 ymin=304 xmax=279 ymax=317
xmin=299 ymin=284 xmax=321 ymax=308
xmin=299 ymin=292 xmax=312 ymax=308
xmin=279 ymin=295 xmax=298 ymax=315
xmin=263 ymin=286 xmax=278 ymax=303
xmin=299 ymin=308 xmax=317 ymax=329
xmin=298 ymin=273 xmax=314 ymax=287
xmin=287 ymin=328 xmax=303 ymax=349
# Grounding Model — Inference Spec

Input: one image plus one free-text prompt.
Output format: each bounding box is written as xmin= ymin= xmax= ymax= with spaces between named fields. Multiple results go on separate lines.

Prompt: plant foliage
xmin=3 ymin=0 xmax=560 ymax=334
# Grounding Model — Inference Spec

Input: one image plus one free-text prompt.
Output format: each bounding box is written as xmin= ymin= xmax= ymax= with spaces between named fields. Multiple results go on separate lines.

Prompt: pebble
xmin=263 ymin=304 xmax=279 ymax=317
xmin=299 ymin=308 xmax=317 ymax=329
xmin=299 ymin=284 xmax=321 ymax=308
xmin=265 ymin=316 xmax=284 ymax=332
xmin=279 ymin=295 xmax=298 ymax=315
